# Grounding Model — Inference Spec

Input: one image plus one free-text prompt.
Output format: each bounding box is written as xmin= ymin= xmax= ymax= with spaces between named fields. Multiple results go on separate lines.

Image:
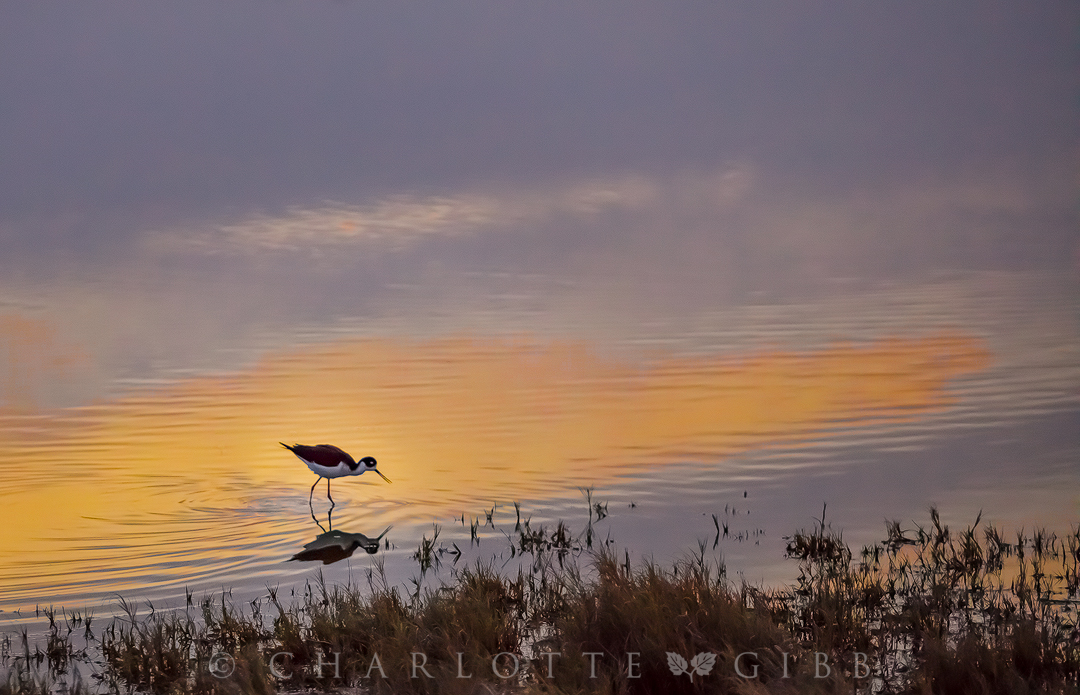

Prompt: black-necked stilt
xmin=289 ymin=526 xmax=392 ymax=565
xmin=280 ymin=443 xmax=391 ymax=514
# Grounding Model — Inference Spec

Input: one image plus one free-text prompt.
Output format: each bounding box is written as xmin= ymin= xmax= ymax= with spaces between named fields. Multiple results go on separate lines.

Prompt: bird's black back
xmin=280 ymin=443 xmax=357 ymax=470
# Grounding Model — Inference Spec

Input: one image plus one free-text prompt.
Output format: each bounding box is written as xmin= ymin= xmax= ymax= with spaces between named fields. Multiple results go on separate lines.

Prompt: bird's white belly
xmin=303 ymin=459 xmax=356 ymax=478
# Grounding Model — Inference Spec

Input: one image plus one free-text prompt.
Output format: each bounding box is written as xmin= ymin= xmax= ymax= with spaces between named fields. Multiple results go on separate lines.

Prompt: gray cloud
xmin=1 ymin=1 xmax=1075 ymax=258
xmin=146 ymin=175 xmax=661 ymax=254
xmin=0 ymin=0 xmax=1075 ymax=405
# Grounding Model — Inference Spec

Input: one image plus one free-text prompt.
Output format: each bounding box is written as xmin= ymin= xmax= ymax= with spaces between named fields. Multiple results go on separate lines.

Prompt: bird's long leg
xmin=325 ymin=479 xmax=336 ymax=530
xmin=309 ymin=478 xmax=324 ymax=530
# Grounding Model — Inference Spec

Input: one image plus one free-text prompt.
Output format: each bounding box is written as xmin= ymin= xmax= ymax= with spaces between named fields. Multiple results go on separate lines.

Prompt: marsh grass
xmin=767 ymin=505 xmax=1080 ymax=693
xmin=0 ymin=608 xmax=93 ymax=695
xmin=2 ymin=504 xmax=1078 ymax=694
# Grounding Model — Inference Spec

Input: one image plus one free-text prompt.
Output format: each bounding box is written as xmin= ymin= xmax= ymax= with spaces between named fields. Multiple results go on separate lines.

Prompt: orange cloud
xmin=1 ymin=332 xmax=989 ymax=508
xmin=0 ymin=313 xmax=87 ymax=412
xmin=0 ymin=333 xmax=990 ymax=605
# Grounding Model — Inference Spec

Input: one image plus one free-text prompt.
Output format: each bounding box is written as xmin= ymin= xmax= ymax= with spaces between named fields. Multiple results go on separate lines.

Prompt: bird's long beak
xmin=375 ymin=469 xmax=392 ymax=483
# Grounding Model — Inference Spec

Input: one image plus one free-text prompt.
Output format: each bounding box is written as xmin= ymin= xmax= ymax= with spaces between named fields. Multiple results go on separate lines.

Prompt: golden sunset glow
xmin=0 ymin=313 xmax=87 ymax=412
xmin=0 ymin=333 xmax=990 ymax=604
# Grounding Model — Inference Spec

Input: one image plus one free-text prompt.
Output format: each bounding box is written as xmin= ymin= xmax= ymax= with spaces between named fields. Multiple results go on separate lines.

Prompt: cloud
xmin=0 ymin=313 xmax=88 ymax=412
xmin=141 ymin=161 xmax=1065 ymax=276
xmin=204 ymin=195 xmax=500 ymax=251
xmin=143 ymin=173 xmax=674 ymax=255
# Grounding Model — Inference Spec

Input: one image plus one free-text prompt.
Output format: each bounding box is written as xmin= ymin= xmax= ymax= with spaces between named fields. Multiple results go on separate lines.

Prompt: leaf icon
xmin=690 ymin=652 xmax=717 ymax=677
xmin=666 ymin=652 xmax=689 ymax=677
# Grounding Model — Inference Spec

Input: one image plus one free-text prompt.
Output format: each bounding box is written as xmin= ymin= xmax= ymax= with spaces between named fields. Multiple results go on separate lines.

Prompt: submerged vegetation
xmin=2 ymin=502 xmax=1078 ymax=694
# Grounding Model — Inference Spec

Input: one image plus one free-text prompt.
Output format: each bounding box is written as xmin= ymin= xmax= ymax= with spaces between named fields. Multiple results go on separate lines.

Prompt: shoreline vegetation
xmin=2 ymin=502 xmax=1078 ymax=694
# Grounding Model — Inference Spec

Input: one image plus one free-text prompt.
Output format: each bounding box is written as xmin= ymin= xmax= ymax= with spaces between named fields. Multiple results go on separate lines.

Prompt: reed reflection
xmin=289 ymin=526 xmax=391 ymax=565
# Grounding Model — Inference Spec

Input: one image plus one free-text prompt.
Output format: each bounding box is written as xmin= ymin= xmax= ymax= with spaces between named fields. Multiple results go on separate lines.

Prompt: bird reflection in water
xmin=289 ymin=526 xmax=392 ymax=565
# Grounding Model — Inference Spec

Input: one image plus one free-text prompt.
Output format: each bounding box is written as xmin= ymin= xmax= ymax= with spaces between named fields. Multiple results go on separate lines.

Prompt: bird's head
xmin=360 ymin=456 xmax=391 ymax=483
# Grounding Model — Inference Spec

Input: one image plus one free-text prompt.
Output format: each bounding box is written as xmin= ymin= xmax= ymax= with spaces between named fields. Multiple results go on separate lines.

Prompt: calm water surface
xmin=1 ymin=271 xmax=1077 ymax=629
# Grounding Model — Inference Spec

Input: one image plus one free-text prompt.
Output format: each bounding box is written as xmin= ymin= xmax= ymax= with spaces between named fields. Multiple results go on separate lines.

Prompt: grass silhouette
xmin=2 ymin=503 xmax=1078 ymax=694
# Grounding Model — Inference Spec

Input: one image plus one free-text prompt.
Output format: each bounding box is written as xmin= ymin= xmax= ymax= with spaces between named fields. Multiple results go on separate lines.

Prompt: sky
xmin=0 ymin=0 xmax=1077 ymax=408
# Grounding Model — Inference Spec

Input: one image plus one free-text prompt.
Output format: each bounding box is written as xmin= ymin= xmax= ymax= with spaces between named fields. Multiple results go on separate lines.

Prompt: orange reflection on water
xmin=0 ymin=333 xmax=989 ymax=605
xmin=0 ymin=313 xmax=87 ymax=412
